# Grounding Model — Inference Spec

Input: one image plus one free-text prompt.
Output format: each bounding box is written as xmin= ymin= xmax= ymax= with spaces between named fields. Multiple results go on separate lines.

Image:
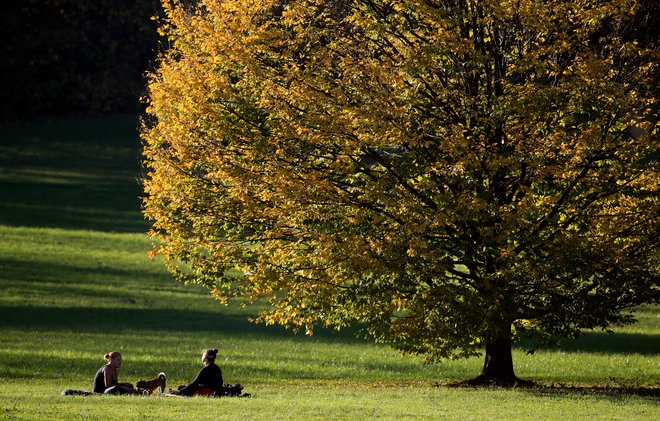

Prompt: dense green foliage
xmin=0 ymin=0 xmax=161 ymax=121
xmin=0 ymin=116 xmax=658 ymax=419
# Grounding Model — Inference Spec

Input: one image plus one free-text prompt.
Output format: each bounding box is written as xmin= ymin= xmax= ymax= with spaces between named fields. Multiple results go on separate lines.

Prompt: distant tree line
xmin=0 ymin=0 xmax=163 ymax=122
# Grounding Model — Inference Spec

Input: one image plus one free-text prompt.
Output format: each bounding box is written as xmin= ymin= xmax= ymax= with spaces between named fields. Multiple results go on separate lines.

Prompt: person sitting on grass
xmin=92 ymin=351 xmax=136 ymax=395
xmin=169 ymin=348 xmax=223 ymax=396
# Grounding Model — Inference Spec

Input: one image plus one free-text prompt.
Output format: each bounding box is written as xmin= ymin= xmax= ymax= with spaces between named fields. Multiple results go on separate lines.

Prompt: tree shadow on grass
xmin=523 ymin=384 xmax=660 ymax=401
xmin=0 ymin=115 xmax=149 ymax=233
xmin=0 ymin=257 xmax=166 ymax=287
xmin=556 ymin=332 xmax=660 ymax=356
xmin=515 ymin=332 xmax=660 ymax=356
xmin=0 ymin=305 xmax=364 ymax=345
xmin=446 ymin=381 xmax=660 ymax=401
xmin=0 ymin=175 xmax=148 ymax=233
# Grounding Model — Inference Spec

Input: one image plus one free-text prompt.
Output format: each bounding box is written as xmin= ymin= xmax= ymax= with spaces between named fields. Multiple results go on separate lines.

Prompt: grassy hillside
xmin=0 ymin=116 xmax=658 ymax=420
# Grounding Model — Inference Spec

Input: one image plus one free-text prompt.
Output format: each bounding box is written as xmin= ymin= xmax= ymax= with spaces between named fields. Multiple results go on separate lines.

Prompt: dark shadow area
xmin=0 ymin=182 xmax=148 ymax=232
xmin=0 ymin=115 xmax=148 ymax=232
xmin=515 ymin=332 xmax=660 ymax=356
xmin=556 ymin=332 xmax=660 ymax=356
xmin=0 ymin=115 xmax=142 ymax=164
xmin=0 ymin=257 xmax=164 ymax=286
xmin=0 ymin=305 xmax=364 ymax=345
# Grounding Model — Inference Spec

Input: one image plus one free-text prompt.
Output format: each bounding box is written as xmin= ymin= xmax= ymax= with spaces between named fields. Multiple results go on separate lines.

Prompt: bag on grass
xmin=223 ymin=383 xmax=244 ymax=397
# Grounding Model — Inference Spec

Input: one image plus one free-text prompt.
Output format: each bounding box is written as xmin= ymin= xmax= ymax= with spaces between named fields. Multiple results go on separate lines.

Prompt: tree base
xmin=450 ymin=375 xmax=536 ymax=388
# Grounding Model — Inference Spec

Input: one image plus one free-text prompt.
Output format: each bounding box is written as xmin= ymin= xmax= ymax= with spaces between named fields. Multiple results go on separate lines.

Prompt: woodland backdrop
xmin=0 ymin=0 xmax=162 ymax=121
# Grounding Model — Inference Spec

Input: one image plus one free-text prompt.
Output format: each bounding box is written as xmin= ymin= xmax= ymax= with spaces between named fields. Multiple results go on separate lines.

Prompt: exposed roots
xmin=448 ymin=375 xmax=537 ymax=388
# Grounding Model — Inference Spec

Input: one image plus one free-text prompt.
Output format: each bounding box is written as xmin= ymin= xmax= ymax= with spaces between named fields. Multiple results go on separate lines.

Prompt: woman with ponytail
xmin=170 ymin=349 xmax=223 ymax=396
xmin=92 ymin=351 xmax=136 ymax=394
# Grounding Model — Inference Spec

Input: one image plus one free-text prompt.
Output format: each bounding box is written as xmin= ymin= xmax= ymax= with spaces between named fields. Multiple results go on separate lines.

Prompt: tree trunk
xmin=465 ymin=337 xmax=532 ymax=386
xmin=480 ymin=337 xmax=516 ymax=384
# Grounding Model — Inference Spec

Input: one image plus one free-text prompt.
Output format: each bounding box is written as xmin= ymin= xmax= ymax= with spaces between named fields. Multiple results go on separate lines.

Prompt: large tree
xmin=142 ymin=0 xmax=658 ymax=384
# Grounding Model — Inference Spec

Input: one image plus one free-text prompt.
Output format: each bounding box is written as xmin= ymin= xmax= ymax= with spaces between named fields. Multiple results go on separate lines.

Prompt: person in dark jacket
xmin=92 ymin=351 xmax=136 ymax=394
xmin=170 ymin=348 xmax=223 ymax=396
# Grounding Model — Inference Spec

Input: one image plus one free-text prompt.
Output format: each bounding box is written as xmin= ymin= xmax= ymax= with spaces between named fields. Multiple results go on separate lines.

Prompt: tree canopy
xmin=142 ymin=0 xmax=658 ymax=384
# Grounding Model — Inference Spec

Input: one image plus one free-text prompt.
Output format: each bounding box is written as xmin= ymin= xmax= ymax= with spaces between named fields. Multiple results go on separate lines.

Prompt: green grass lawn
xmin=0 ymin=116 xmax=658 ymax=420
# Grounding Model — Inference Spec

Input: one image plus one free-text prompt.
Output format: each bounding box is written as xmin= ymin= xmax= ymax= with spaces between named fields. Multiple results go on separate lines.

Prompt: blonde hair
xmin=103 ymin=351 xmax=120 ymax=382
xmin=104 ymin=351 xmax=121 ymax=362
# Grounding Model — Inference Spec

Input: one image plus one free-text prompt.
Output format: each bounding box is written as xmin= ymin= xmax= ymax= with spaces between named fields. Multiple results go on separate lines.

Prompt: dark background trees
xmin=0 ymin=0 xmax=162 ymax=122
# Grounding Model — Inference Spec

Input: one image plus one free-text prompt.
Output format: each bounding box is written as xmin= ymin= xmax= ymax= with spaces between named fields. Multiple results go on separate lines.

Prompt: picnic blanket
xmin=62 ymin=383 xmax=249 ymax=397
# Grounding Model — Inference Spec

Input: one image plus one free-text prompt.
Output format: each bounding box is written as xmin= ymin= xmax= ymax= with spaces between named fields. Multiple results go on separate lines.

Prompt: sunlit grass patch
xmin=1 ymin=380 xmax=658 ymax=421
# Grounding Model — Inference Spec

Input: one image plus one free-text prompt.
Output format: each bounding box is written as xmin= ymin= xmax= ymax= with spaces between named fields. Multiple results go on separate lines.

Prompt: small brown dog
xmin=136 ymin=372 xmax=166 ymax=395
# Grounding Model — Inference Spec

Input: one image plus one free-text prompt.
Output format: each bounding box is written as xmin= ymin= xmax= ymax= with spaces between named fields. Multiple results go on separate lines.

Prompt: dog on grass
xmin=136 ymin=372 xmax=167 ymax=395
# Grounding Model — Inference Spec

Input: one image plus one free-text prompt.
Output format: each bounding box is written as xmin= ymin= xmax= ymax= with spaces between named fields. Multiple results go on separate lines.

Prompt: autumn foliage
xmin=142 ymin=0 xmax=658 ymax=383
